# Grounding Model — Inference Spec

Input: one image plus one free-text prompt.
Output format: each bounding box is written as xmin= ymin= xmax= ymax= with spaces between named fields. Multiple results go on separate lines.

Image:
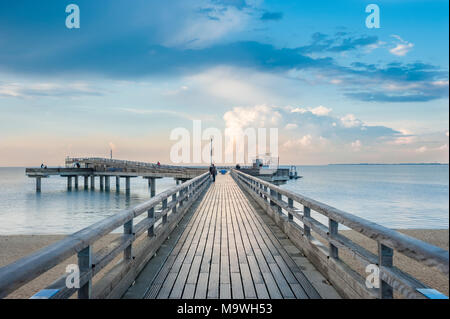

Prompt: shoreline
xmin=0 ymin=229 xmax=448 ymax=299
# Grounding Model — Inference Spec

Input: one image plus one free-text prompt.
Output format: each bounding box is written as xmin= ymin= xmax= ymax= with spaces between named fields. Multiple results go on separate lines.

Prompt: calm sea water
xmin=281 ymin=165 xmax=449 ymax=230
xmin=0 ymin=168 xmax=177 ymax=235
xmin=0 ymin=165 xmax=448 ymax=234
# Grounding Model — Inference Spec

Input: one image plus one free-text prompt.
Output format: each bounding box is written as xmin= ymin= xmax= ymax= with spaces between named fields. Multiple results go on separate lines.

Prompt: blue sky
xmin=0 ymin=0 xmax=448 ymax=165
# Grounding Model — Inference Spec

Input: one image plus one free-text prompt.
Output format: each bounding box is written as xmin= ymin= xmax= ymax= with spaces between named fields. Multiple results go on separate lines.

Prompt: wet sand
xmin=0 ymin=229 xmax=448 ymax=299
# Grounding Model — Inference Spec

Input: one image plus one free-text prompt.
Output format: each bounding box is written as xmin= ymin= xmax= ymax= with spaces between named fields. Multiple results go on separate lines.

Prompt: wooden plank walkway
xmin=143 ymin=174 xmax=322 ymax=299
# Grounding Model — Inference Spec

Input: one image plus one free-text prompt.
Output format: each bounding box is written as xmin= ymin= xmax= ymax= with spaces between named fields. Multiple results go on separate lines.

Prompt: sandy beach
xmin=0 ymin=234 xmax=120 ymax=299
xmin=0 ymin=229 xmax=448 ymax=299
xmin=340 ymin=229 xmax=449 ymax=297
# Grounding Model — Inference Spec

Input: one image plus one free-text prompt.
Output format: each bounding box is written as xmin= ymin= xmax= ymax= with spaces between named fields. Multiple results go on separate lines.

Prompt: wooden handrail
xmin=0 ymin=172 xmax=210 ymax=299
xmin=65 ymin=157 xmax=207 ymax=171
xmin=232 ymin=169 xmax=449 ymax=299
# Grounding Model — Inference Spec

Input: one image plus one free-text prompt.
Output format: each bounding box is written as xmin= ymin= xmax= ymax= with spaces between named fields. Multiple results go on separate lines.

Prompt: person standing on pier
xmin=209 ymin=164 xmax=217 ymax=182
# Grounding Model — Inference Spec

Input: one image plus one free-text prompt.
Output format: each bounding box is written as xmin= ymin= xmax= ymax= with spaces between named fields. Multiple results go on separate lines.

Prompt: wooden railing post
xmin=329 ymin=219 xmax=339 ymax=259
xmin=277 ymin=192 xmax=282 ymax=214
xmin=270 ymin=188 xmax=277 ymax=209
xmin=288 ymin=198 xmax=294 ymax=221
xmin=124 ymin=219 xmax=133 ymax=260
xmin=378 ymin=243 xmax=394 ymax=299
xmin=148 ymin=207 xmax=154 ymax=237
xmin=303 ymin=206 xmax=311 ymax=238
xmin=179 ymin=189 xmax=184 ymax=207
xmin=172 ymin=194 xmax=177 ymax=214
xmin=77 ymin=246 xmax=92 ymax=299
xmin=162 ymin=199 xmax=168 ymax=224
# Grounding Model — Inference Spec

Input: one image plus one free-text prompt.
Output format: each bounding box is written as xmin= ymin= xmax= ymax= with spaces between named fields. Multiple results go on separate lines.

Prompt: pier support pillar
xmin=105 ymin=176 xmax=110 ymax=192
xmin=36 ymin=177 xmax=41 ymax=192
xmin=67 ymin=176 xmax=72 ymax=190
xmin=100 ymin=176 xmax=104 ymax=191
xmin=149 ymin=178 xmax=156 ymax=197
xmin=84 ymin=176 xmax=89 ymax=190
xmin=74 ymin=176 xmax=79 ymax=189
xmin=90 ymin=175 xmax=95 ymax=190
xmin=116 ymin=176 xmax=120 ymax=192
xmin=125 ymin=177 xmax=131 ymax=192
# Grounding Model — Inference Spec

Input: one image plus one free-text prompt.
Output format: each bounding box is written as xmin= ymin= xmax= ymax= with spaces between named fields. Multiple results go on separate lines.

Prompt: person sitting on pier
xmin=209 ymin=164 xmax=217 ymax=182
xmin=157 ymin=161 xmax=161 ymax=167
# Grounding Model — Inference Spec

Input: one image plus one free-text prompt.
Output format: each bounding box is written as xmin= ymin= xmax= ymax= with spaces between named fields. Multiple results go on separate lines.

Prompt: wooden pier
xmin=125 ymin=174 xmax=330 ymax=299
xmin=0 ymin=167 xmax=448 ymax=299
xmin=26 ymin=157 xmax=207 ymax=192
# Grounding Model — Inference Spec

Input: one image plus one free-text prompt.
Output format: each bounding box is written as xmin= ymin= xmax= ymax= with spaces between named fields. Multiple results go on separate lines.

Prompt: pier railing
xmin=232 ymin=169 xmax=449 ymax=299
xmin=0 ymin=172 xmax=211 ymax=299
xmin=65 ymin=157 xmax=206 ymax=172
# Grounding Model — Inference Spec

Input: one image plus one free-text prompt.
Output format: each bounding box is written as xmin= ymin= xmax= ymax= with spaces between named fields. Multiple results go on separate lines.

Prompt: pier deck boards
xmin=137 ymin=174 xmax=324 ymax=299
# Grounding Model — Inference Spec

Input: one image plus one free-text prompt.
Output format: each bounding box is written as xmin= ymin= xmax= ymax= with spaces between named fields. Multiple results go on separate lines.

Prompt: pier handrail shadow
xmin=232 ymin=169 xmax=449 ymax=299
xmin=0 ymin=172 xmax=211 ymax=299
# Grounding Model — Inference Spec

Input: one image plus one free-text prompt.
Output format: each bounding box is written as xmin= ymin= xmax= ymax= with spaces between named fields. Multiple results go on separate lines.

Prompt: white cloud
xmin=118 ymin=107 xmax=211 ymax=121
xmin=162 ymin=85 xmax=189 ymax=96
xmin=187 ymin=67 xmax=278 ymax=104
xmin=388 ymin=136 xmax=416 ymax=145
xmin=223 ymin=105 xmax=282 ymax=130
xmin=340 ymin=114 xmax=362 ymax=128
xmin=298 ymin=135 xmax=312 ymax=146
xmin=291 ymin=107 xmax=308 ymax=114
xmin=389 ymin=35 xmax=414 ymax=56
xmin=0 ymin=83 xmax=21 ymax=97
xmin=283 ymin=135 xmax=313 ymax=148
xmin=0 ymin=81 xmax=103 ymax=98
xmin=416 ymin=146 xmax=427 ymax=153
xmin=310 ymin=105 xmax=332 ymax=116
xmin=291 ymin=105 xmax=332 ymax=116
xmin=164 ymin=3 xmax=254 ymax=48
xmin=329 ymin=79 xmax=342 ymax=85
xmin=438 ymin=144 xmax=449 ymax=151
xmin=351 ymin=140 xmax=362 ymax=151
xmin=285 ymin=123 xmax=298 ymax=130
